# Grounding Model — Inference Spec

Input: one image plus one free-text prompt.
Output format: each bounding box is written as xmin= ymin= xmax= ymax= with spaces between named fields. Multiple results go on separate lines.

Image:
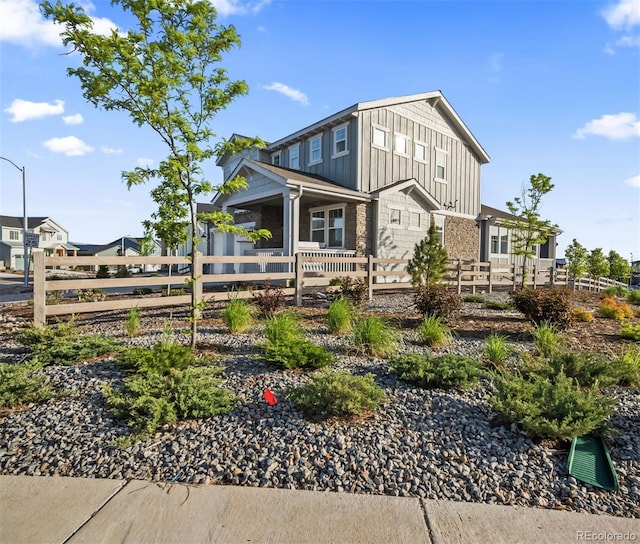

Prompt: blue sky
xmin=0 ymin=0 xmax=638 ymax=261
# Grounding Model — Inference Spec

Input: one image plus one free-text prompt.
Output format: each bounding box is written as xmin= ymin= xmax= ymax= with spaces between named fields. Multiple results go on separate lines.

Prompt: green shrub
xmin=418 ymin=314 xmax=453 ymax=347
xmin=333 ymin=276 xmax=368 ymax=307
xmin=483 ymin=301 xmax=512 ymax=311
xmin=46 ymin=291 xmax=63 ymax=306
xmin=0 ymin=361 xmax=57 ymax=410
xmin=491 ymin=371 xmax=616 ymax=441
xmin=252 ymin=279 xmax=285 ymax=316
xmin=531 ymin=321 xmax=562 ymax=358
xmin=351 ymin=316 xmax=397 ymax=357
xmin=287 ymin=370 xmax=386 ymax=419
xmin=222 ymin=298 xmax=257 ymax=334
xmin=104 ymin=352 xmax=235 ymax=436
xmin=523 ymin=351 xmax=618 ymax=389
xmin=627 ymin=289 xmax=640 ymax=305
xmin=327 ymin=297 xmax=353 ymax=335
xmin=620 ymin=321 xmax=640 ymax=341
xmin=414 ymin=285 xmax=462 ymax=321
xmin=263 ymin=312 xmax=301 ymax=345
xmin=132 ymin=287 xmax=153 ymax=296
xmin=484 ymin=333 xmax=510 ymax=367
xmin=610 ymin=346 xmax=640 ymax=387
xmin=18 ymin=321 xmax=76 ymax=348
xmin=463 ymin=294 xmax=485 ymax=303
xmin=118 ymin=342 xmax=206 ymax=375
xmin=597 ymin=297 xmax=634 ymax=321
xmin=96 ymin=265 xmax=110 ymax=279
xmin=162 ymin=288 xmax=187 ymax=297
xmin=125 ymin=307 xmax=140 ymax=337
xmin=32 ymin=335 xmax=121 ymax=367
xmin=389 ymin=353 xmax=482 ymax=390
xmin=604 ymin=285 xmax=628 ymax=298
xmin=510 ymin=288 xmax=573 ymax=329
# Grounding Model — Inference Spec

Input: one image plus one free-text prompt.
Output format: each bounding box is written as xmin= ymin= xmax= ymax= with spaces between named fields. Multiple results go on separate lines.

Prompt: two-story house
xmin=0 ymin=216 xmax=78 ymax=271
xmin=212 ymin=91 xmax=558 ymax=268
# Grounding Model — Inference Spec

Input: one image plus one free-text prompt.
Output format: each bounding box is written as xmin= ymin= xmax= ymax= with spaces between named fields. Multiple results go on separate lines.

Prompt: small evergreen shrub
xmin=531 ymin=322 xmax=562 ymax=358
xmin=524 ymin=351 xmax=619 ymax=389
xmin=333 ymin=276 xmax=368 ymax=307
xmin=45 ymin=291 xmax=63 ymax=306
xmin=491 ymin=370 xmax=616 ymax=441
xmin=0 ymin=361 xmax=56 ymax=410
xmin=627 ymin=289 xmax=640 ymax=305
xmin=597 ymin=297 xmax=634 ymax=321
xmin=463 ymin=294 xmax=485 ymax=303
xmin=327 ymin=297 xmax=353 ymax=335
xmin=389 ymin=353 xmax=482 ymax=389
xmin=77 ymin=288 xmax=107 ymax=302
xmin=610 ymin=346 xmax=640 ymax=387
xmin=252 ymin=279 xmax=285 ymax=316
xmin=483 ymin=301 xmax=512 ymax=311
xmin=418 ymin=314 xmax=453 ymax=347
xmin=510 ymin=288 xmax=573 ymax=329
xmin=162 ymin=288 xmax=187 ymax=297
xmin=570 ymin=307 xmax=594 ymax=323
xmin=414 ymin=285 xmax=462 ymax=321
xmin=484 ymin=333 xmax=510 ymax=367
xmin=96 ymin=265 xmax=110 ymax=279
xmin=132 ymin=287 xmax=153 ymax=296
xmin=125 ymin=307 xmax=140 ymax=337
xmin=351 ymin=316 xmax=397 ymax=357
xmin=33 ymin=335 xmax=122 ymax=367
xmin=620 ymin=322 xmax=640 ymax=341
xmin=18 ymin=321 xmax=76 ymax=348
xmin=118 ymin=342 xmax=205 ymax=375
xmin=287 ymin=370 xmax=386 ymax=419
xmin=222 ymin=298 xmax=257 ymax=334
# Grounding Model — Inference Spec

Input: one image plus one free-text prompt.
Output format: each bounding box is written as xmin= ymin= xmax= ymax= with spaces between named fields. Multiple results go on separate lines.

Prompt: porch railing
xmin=243 ymin=248 xmax=357 ymax=273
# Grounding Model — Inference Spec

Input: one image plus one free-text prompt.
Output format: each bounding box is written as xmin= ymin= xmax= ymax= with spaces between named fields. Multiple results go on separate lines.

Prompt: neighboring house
xmin=74 ymin=236 xmax=162 ymax=272
xmin=478 ymin=205 xmax=560 ymax=269
xmin=0 ymin=215 xmax=78 ymax=271
xmin=213 ymin=91 xmax=491 ymax=267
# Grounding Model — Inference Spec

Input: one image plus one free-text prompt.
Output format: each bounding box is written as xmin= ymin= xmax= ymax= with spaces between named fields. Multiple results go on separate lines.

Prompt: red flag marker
xmin=263 ymin=388 xmax=277 ymax=406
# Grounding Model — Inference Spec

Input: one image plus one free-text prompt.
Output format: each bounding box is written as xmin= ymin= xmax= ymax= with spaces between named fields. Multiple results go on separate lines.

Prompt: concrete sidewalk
xmin=1 ymin=476 xmax=638 ymax=544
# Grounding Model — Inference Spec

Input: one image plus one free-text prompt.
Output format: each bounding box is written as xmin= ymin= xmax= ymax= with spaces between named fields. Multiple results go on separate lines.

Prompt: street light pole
xmin=0 ymin=156 xmax=28 ymax=288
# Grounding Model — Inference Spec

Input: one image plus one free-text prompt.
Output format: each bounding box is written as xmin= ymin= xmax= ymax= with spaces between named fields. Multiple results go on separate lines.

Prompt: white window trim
xmin=372 ymin=124 xmax=389 ymax=151
xmin=393 ymin=133 xmax=410 ymax=157
xmin=288 ymin=143 xmax=300 ymax=169
xmin=408 ymin=207 xmax=422 ymax=231
xmin=309 ymin=204 xmax=346 ymax=248
xmin=387 ymin=205 xmax=404 ymax=229
xmin=435 ymin=147 xmax=448 ymax=183
xmin=332 ymin=124 xmax=349 ymax=159
xmin=271 ymin=150 xmax=282 ymax=166
xmin=489 ymin=225 xmax=510 ymax=255
xmin=308 ymin=135 xmax=323 ymax=166
xmin=414 ymin=140 xmax=428 ymax=164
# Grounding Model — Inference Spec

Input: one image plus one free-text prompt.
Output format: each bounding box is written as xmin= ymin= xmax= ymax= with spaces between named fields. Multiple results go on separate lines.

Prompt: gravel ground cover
xmin=0 ymin=292 xmax=638 ymax=519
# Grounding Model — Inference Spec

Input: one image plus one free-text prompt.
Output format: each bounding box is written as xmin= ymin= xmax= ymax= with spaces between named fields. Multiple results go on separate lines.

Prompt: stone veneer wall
xmin=345 ymin=202 xmax=371 ymax=256
xmin=444 ymin=216 xmax=479 ymax=261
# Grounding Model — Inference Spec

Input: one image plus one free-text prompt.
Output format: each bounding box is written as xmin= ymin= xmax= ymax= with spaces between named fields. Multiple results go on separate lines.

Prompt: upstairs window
xmin=394 ymin=134 xmax=409 ymax=156
xmin=372 ymin=125 xmax=388 ymax=150
xmin=289 ymin=144 xmax=300 ymax=169
xmin=414 ymin=141 xmax=427 ymax=163
xmin=309 ymin=135 xmax=322 ymax=165
xmin=332 ymin=125 xmax=348 ymax=158
xmin=389 ymin=208 xmax=402 ymax=226
xmin=271 ymin=151 xmax=281 ymax=166
xmin=409 ymin=211 xmax=421 ymax=229
xmin=9 ymin=230 xmax=20 ymax=241
xmin=435 ymin=148 xmax=448 ymax=181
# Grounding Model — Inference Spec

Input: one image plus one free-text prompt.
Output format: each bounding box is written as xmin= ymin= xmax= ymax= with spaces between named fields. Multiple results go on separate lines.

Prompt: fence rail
xmin=31 ymin=250 xmax=627 ymax=326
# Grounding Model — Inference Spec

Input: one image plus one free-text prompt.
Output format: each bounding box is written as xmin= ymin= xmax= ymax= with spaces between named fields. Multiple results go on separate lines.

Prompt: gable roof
xmin=265 ymin=91 xmax=490 ymax=164
xmin=372 ymin=179 xmax=441 ymax=210
xmin=481 ymin=205 xmax=563 ymax=234
xmin=0 ymin=215 xmax=50 ymax=229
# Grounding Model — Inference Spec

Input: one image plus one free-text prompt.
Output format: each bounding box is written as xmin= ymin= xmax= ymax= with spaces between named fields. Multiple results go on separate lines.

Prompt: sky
xmin=0 ymin=0 xmax=639 ymax=261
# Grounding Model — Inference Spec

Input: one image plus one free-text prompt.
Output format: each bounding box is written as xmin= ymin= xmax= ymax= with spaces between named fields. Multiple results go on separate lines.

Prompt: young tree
xmin=607 ymin=250 xmax=631 ymax=284
xmin=564 ymin=239 xmax=588 ymax=280
xmin=407 ymin=223 xmax=449 ymax=287
xmin=587 ymin=248 xmax=610 ymax=281
xmin=503 ymin=173 xmax=557 ymax=287
xmin=43 ymin=0 xmax=270 ymax=347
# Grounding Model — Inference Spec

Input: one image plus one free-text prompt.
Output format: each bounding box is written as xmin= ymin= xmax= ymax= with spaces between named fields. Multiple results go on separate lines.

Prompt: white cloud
xmin=101 ymin=146 xmax=123 ymax=155
xmin=603 ymin=0 xmax=640 ymax=29
xmin=0 ymin=0 xmax=118 ymax=49
xmin=211 ymin=0 xmax=271 ymax=16
xmin=137 ymin=157 xmax=154 ymax=168
xmin=263 ymin=82 xmax=309 ymax=106
xmin=616 ymin=34 xmax=640 ymax=47
xmin=63 ymin=113 xmax=84 ymax=125
xmin=43 ymin=136 xmax=94 ymax=156
xmin=573 ymin=112 xmax=640 ymax=140
xmin=5 ymin=98 xmax=65 ymax=122
xmin=625 ymin=174 xmax=640 ymax=187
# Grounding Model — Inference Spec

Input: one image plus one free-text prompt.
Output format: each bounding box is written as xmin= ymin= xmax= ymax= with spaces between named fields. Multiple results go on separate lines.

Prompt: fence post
xmin=295 ymin=253 xmax=303 ymax=306
xmin=549 ymin=266 xmax=555 ymax=287
xmin=532 ymin=264 xmax=537 ymax=289
xmin=456 ymin=259 xmax=462 ymax=294
xmin=367 ymin=254 xmax=374 ymax=301
xmin=512 ymin=264 xmax=517 ymax=291
xmin=33 ymin=249 xmax=46 ymax=327
xmin=488 ymin=262 xmax=493 ymax=294
xmin=193 ymin=251 xmax=203 ymax=319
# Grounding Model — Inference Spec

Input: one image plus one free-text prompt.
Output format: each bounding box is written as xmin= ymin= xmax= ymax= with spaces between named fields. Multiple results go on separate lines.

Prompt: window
xmin=394 ymin=134 xmax=409 ymax=156
xmin=310 ymin=205 xmax=345 ymax=248
xmin=372 ymin=125 xmax=388 ymax=150
xmin=309 ymin=135 xmax=322 ymax=165
xmin=490 ymin=226 xmax=509 ymax=255
xmin=389 ymin=208 xmax=402 ymax=226
xmin=414 ymin=141 xmax=427 ymax=163
xmin=289 ymin=144 xmax=300 ymax=169
xmin=432 ymin=214 xmax=445 ymax=245
xmin=332 ymin=125 xmax=348 ymax=157
xmin=435 ymin=148 xmax=447 ymax=181
xmin=9 ymin=230 xmax=20 ymax=241
xmin=409 ymin=211 xmax=421 ymax=229
xmin=57 ymin=233 xmax=63 ymax=241
xmin=271 ymin=151 xmax=281 ymax=166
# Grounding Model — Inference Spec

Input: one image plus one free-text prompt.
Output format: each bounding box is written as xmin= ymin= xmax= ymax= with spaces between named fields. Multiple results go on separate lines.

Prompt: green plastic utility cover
xmin=566 ymin=435 xmax=619 ymax=491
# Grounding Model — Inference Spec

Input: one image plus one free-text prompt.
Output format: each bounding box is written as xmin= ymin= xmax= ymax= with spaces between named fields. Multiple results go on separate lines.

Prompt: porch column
xmin=282 ymin=188 xmax=292 ymax=256
xmin=290 ymin=189 xmax=300 ymax=256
